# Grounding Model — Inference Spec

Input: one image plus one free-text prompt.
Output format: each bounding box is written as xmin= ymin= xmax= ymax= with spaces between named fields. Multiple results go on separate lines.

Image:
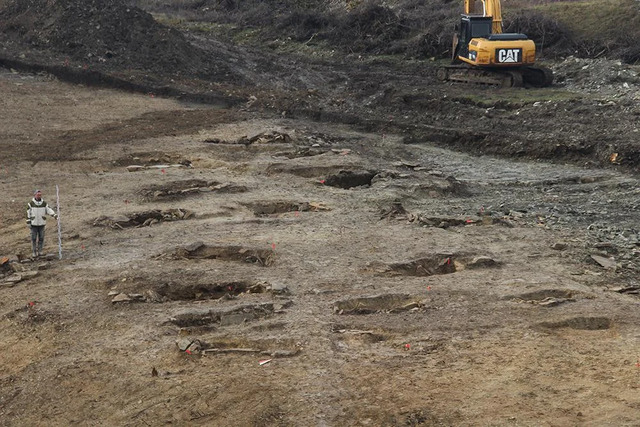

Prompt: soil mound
xmin=0 ymin=0 xmax=237 ymax=81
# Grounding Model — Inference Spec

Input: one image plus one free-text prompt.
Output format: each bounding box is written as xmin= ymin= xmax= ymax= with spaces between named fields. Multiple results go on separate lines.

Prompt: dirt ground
xmin=2 ymin=62 xmax=640 ymax=426
xmin=2 ymin=2 xmax=640 ymax=425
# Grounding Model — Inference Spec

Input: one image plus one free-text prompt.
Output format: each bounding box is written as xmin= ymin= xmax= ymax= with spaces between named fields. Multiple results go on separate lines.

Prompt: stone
xmin=591 ymin=254 xmax=616 ymax=270
xmin=270 ymin=283 xmax=290 ymax=295
xmin=111 ymin=293 xmax=132 ymax=303
xmin=186 ymin=340 xmax=202 ymax=354
xmin=176 ymin=337 xmax=195 ymax=351
xmin=184 ymin=241 xmax=205 ymax=252
xmin=126 ymin=165 xmax=145 ymax=172
xmin=467 ymin=256 xmax=498 ymax=269
xmin=3 ymin=275 xmax=22 ymax=285
xmin=145 ymin=289 xmax=163 ymax=302
xmin=4 ymin=270 xmax=38 ymax=285
xmin=551 ymin=242 xmax=568 ymax=250
xmin=538 ymin=298 xmax=564 ymax=307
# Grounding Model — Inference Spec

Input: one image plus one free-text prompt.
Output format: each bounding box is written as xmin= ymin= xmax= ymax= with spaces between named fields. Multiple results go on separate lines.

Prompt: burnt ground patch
xmin=171 ymin=243 xmax=276 ymax=266
xmin=93 ymin=209 xmax=194 ymax=228
xmin=333 ymin=293 xmax=425 ymax=315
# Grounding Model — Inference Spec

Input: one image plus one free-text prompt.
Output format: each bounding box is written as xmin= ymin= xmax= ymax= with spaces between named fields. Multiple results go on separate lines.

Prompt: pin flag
xmin=161 ymin=169 xmax=166 ymax=174
xmin=28 ymin=301 xmax=35 ymax=307
xmin=427 ymin=286 xmax=432 ymax=291
xmin=320 ymin=179 xmax=326 ymax=184
xmin=404 ymin=343 xmax=411 ymax=350
xmin=81 ymin=244 xmax=85 ymax=250
xmin=185 ymin=349 xmax=192 ymax=355
xmin=271 ymin=242 xmax=276 ymax=250
xmin=259 ymin=359 xmax=272 ymax=366
xmin=446 ymin=257 xmax=451 ymax=265
xmin=294 ymin=211 xmax=300 ymax=217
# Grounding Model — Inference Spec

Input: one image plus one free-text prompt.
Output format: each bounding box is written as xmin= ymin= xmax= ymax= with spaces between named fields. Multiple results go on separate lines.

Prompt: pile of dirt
xmin=553 ymin=56 xmax=640 ymax=95
xmin=0 ymin=0 xmax=239 ymax=82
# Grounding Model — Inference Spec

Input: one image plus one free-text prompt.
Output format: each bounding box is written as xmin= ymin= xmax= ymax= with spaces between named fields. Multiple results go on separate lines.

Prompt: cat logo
xmin=496 ymin=48 xmax=522 ymax=63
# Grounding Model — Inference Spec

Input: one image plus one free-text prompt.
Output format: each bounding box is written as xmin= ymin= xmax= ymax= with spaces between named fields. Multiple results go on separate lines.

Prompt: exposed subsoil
xmin=2 ymin=1 xmax=640 ymax=426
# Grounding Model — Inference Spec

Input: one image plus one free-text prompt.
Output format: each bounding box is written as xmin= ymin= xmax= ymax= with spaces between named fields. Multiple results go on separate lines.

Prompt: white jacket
xmin=27 ymin=198 xmax=56 ymax=226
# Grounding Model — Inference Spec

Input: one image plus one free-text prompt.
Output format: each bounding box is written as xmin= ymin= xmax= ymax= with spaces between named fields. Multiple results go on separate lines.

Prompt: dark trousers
xmin=30 ymin=225 xmax=45 ymax=254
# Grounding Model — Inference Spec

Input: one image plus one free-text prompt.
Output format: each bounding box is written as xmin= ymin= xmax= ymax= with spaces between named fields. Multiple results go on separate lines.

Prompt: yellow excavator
xmin=437 ymin=0 xmax=553 ymax=87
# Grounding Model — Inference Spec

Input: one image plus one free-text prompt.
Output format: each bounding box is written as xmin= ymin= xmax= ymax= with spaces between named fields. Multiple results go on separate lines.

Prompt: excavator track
xmin=437 ymin=65 xmax=553 ymax=88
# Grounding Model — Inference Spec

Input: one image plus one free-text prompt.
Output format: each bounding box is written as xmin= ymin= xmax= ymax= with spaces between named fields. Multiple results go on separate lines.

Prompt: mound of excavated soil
xmin=0 ymin=0 xmax=239 ymax=82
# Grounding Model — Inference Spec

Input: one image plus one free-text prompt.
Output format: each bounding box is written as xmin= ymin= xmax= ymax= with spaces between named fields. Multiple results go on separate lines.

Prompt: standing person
xmin=26 ymin=190 xmax=57 ymax=258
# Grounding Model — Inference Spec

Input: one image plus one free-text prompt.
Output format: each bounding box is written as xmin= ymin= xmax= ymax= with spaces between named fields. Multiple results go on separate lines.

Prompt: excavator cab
xmin=454 ymin=15 xmax=493 ymax=60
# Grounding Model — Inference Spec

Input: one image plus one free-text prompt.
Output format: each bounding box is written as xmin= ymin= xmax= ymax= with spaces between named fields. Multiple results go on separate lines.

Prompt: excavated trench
xmin=176 ymin=336 xmax=300 ymax=357
xmin=93 ymin=209 xmax=194 ymax=228
xmin=169 ymin=303 xmax=276 ymax=327
xmin=204 ymin=131 xmax=292 ymax=145
xmin=323 ymin=170 xmax=377 ymax=189
xmin=265 ymin=164 xmax=355 ymax=178
xmin=368 ymin=254 xmax=457 ymax=277
xmin=515 ymin=289 xmax=576 ymax=301
xmin=242 ymin=201 xmax=329 ymax=216
xmin=142 ymin=179 xmax=247 ymax=200
xmin=114 ymin=152 xmax=192 ymax=168
xmin=172 ymin=243 xmax=276 ymax=266
xmin=333 ymin=293 xmax=424 ymax=315
xmin=538 ymin=316 xmax=612 ymax=330
xmin=366 ymin=253 xmax=501 ymax=276
xmin=152 ymin=280 xmax=270 ymax=301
